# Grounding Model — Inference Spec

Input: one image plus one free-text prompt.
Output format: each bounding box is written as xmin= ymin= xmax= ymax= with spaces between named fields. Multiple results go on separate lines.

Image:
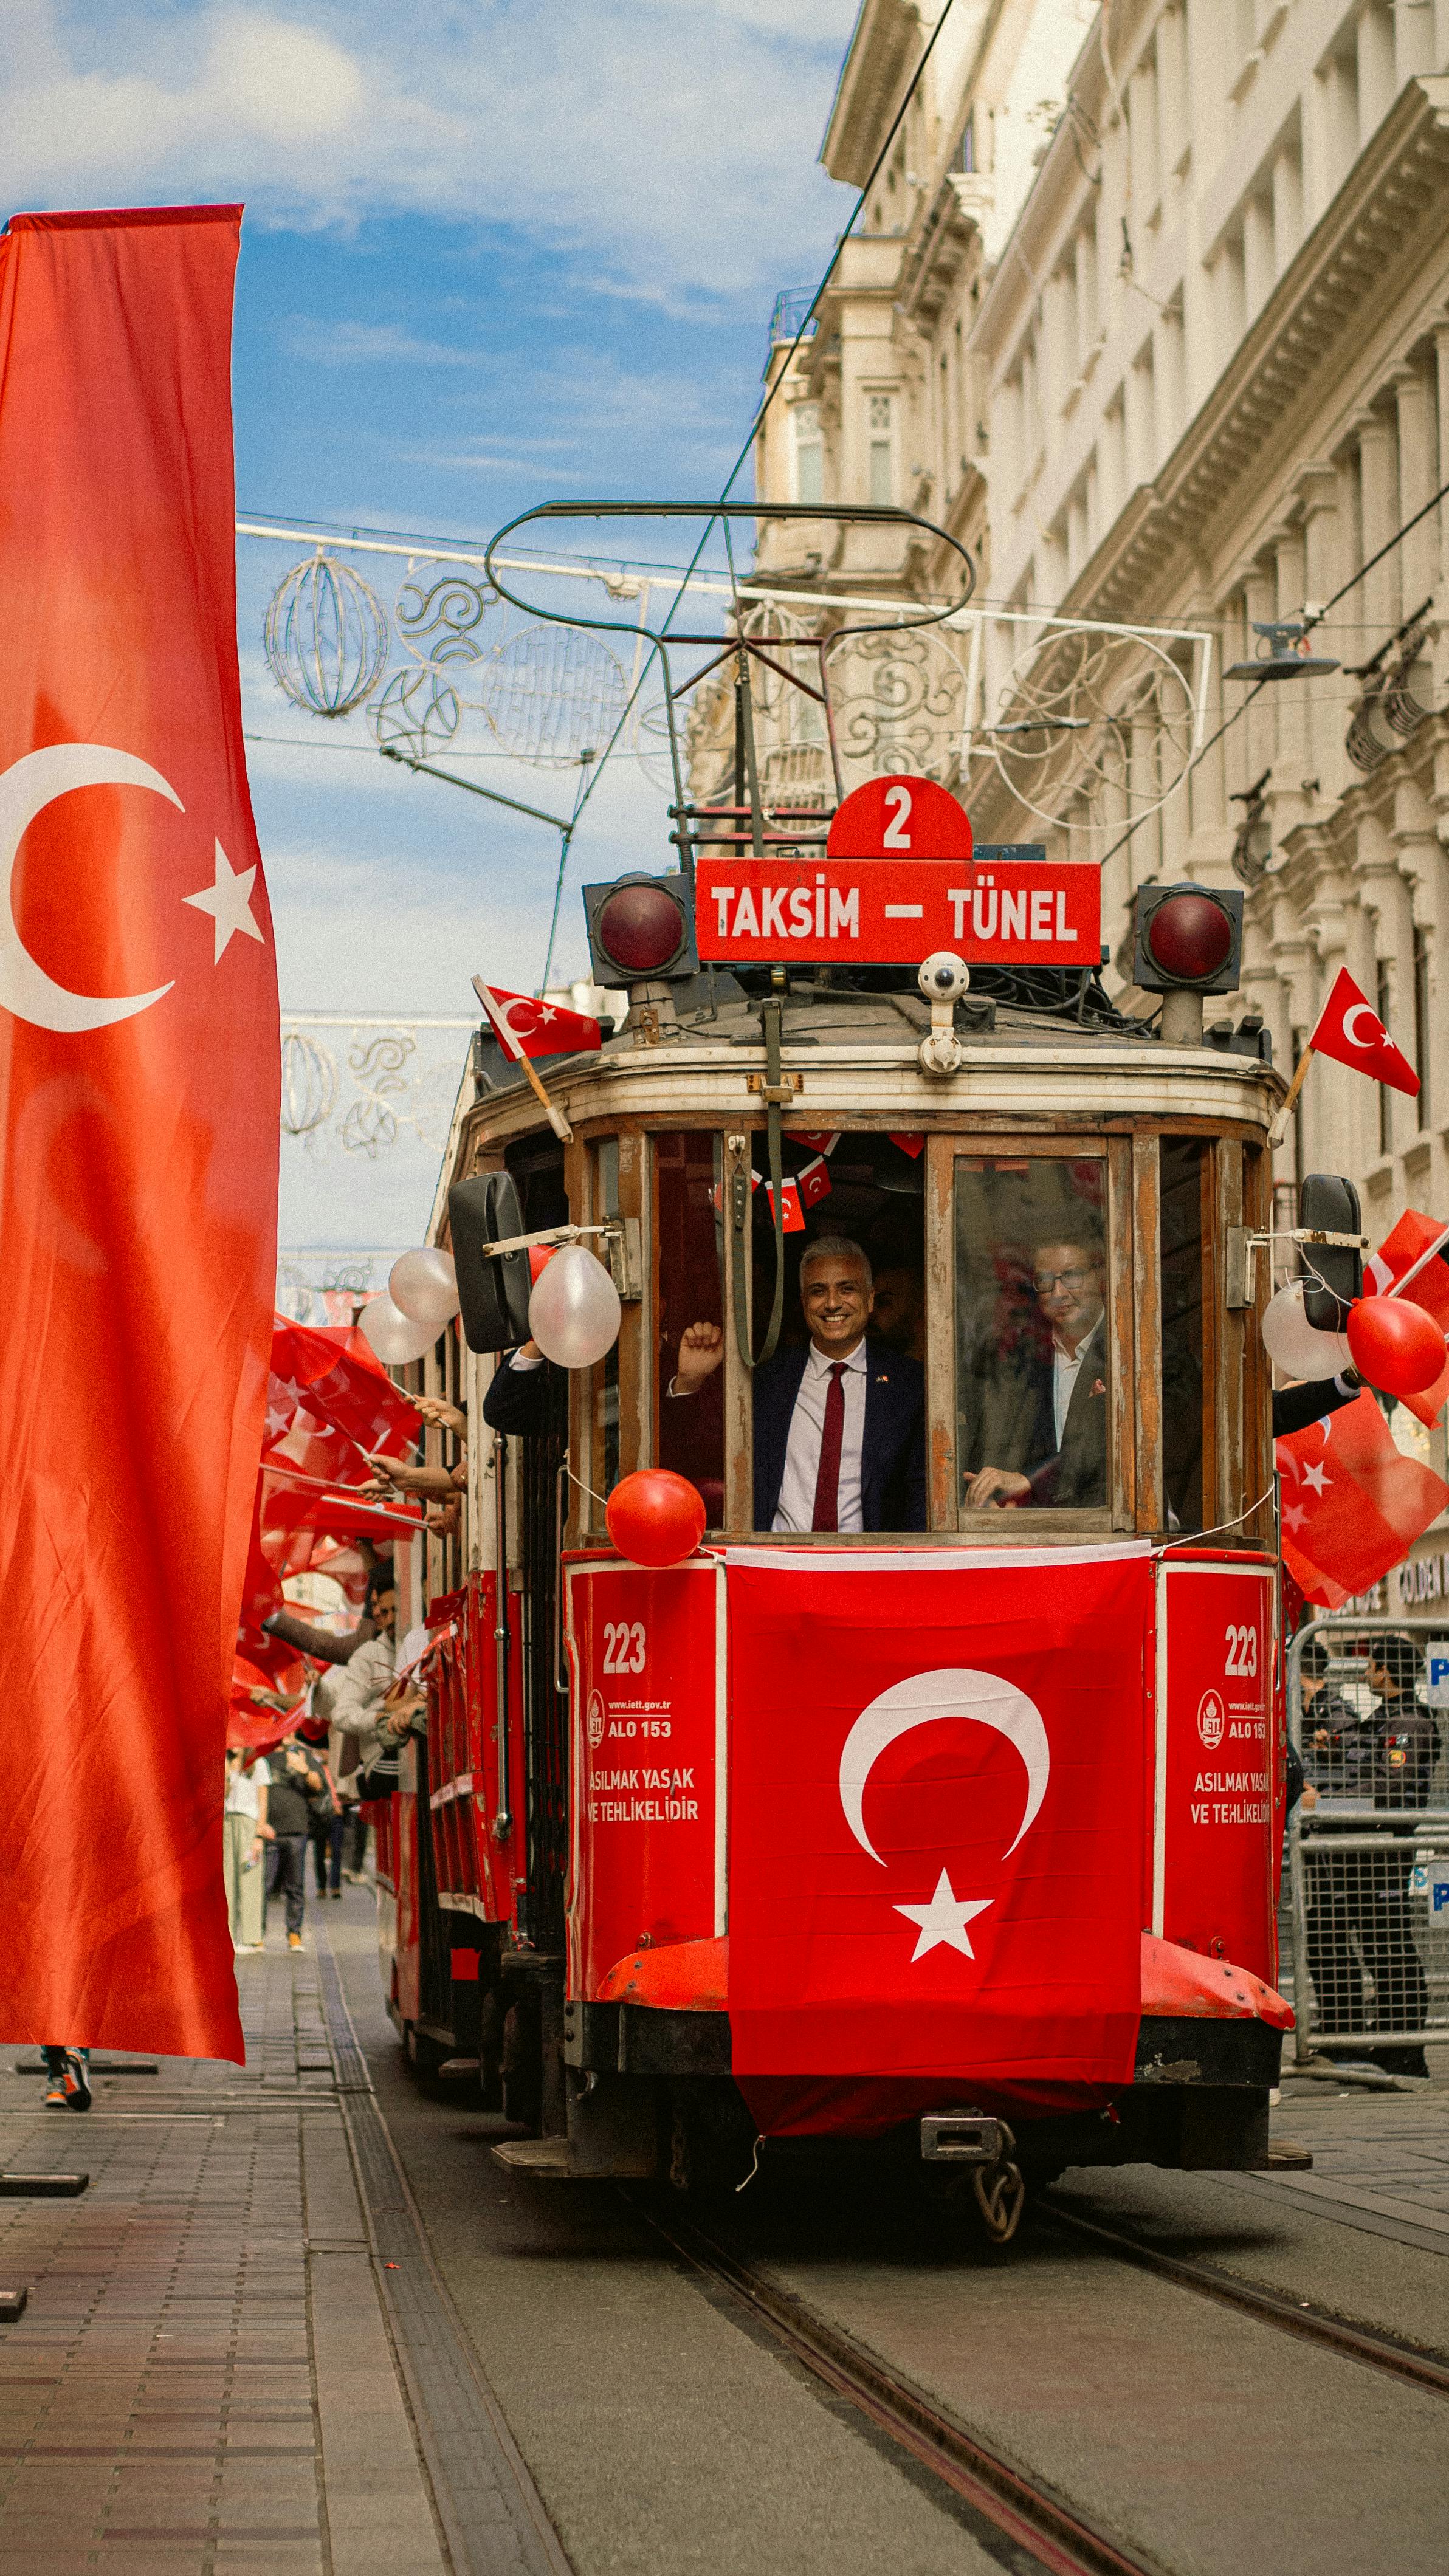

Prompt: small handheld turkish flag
xmin=475 ymin=979 xmax=601 ymax=1062
xmin=1309 ymin=967 xmax=1419 ymax=1096
xmin=1277 ymin=1392 xmax=1448 ymax=1608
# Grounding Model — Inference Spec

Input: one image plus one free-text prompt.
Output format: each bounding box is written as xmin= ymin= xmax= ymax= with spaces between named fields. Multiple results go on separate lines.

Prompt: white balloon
xmin=360 ymin=1294 xmax=438 ymax=1367
xmin=389 ymin=1246 xmax=459 ymax=1329
xmin=527 ymin=1243 xmax=621 ymax=1369
xmin=1261 ymin=1280 xmax=1352 ymax=1381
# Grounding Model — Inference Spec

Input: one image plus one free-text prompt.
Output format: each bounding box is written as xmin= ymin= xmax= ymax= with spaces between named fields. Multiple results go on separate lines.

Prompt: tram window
xmin=955 ymin=1156 xmax=1109 ymax=1514
xmin=743 ymin=1132 xmax=926 ymax=1532
xmin=655 ymin=1133 xmax=726 ymax=1528
xmin=594 ymin=1138 xmax=621 ymax=1497
xmin=1160 ymin=1138 xmax=1206 ymax=1534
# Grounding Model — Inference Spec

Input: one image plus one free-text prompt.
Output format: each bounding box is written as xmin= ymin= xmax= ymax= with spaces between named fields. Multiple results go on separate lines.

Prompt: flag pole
xmin=517 ymin=1050 xmax=574 ymax=1145
xmin=1268 ymin=1042 xmax=1313 ymax=1150
xmin=472 ymin=975 xmax=574 ymax=1143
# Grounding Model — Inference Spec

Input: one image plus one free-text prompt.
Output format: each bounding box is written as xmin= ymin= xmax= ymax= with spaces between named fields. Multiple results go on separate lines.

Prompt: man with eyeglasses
xmin=966 ymin=1235 xmax=1107 ymax=1510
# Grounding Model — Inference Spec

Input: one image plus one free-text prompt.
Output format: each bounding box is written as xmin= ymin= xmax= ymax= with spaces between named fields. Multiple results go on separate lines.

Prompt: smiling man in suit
xmin=670 ymin=1236 xmax=926 ymax=1533
xmin=966 ymin=1234 xmax=1107 ymax=1510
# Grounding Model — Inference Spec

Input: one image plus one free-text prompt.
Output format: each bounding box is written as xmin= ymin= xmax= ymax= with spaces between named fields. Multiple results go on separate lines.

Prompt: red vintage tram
xmin=371 ymin=506 xmax=1295 ymax=2230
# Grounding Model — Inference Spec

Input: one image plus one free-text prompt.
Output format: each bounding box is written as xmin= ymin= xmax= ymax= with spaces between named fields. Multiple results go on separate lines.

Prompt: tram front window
xmin=666 ymin=1130 xmax=928 ymax=1534
xmin=955 ymin=1156 xmax=1109 ymax=1514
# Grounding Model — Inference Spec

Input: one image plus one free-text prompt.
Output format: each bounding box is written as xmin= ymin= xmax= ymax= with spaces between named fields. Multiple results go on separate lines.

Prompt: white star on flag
xmin=895 ymin=1868 xmax=992 ymax=1963
xmin=264 ymin=1375 xmax=304 ymax=1440
xmin=184 ymin=839 xmax=265 ymax=963
xmin=1301 ymin=1460 xmax=1331 ymax=1495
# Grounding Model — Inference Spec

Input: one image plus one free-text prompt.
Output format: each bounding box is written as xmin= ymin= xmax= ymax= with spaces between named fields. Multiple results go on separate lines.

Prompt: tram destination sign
xmin=695 ymin=851 xmax=1101 ymax=968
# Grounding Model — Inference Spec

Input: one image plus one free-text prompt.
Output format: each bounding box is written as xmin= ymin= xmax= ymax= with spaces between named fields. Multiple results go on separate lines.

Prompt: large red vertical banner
xmin=0 ymin=207 xmax=278 ymax=2059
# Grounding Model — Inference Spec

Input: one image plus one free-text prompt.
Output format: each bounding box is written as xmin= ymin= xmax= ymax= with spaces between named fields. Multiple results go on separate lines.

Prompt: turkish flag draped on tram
xmin=0 ymin=207 xmax=278 ymax=2061
xmin=726 ymin=1547 xmax=1150 ymax=2132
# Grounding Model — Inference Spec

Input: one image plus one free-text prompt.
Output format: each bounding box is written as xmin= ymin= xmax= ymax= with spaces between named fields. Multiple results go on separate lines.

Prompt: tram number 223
xmin=1224 ymin=1622 xmax=1259 ymax=1678
xmin=601 ymin=1620 xmax=647 ymax=1675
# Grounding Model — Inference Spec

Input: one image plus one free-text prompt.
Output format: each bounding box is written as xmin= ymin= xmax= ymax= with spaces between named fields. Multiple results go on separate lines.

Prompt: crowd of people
xmin=222 ymin=1537 xmax=435 ymax=1960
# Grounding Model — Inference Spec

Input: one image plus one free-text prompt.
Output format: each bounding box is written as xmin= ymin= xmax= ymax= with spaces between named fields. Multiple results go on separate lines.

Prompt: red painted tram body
xmin=371 ymin=851 xmax=1294 ymax=2208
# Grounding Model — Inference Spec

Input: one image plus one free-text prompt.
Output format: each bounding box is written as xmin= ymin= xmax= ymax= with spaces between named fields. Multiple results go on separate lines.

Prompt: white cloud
xmin=278 ymin=317 xmax=485 ymax=368
xmin=2 ymin=0 xmax=857 ymax=303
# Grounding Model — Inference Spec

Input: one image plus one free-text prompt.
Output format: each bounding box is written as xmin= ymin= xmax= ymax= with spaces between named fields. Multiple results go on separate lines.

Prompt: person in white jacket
xmin=329 ymin=1577 xmax=426 ymax=1779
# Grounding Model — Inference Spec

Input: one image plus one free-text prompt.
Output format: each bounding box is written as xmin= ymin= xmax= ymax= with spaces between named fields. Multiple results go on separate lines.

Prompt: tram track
xmin=1039 ymin=2194 xmax=1449 ymax=2397
xmin=638 ymin=2183 xmax=1449 ymax=2576
xmin=637 ymin=2200 xmax=1162 ymax=2576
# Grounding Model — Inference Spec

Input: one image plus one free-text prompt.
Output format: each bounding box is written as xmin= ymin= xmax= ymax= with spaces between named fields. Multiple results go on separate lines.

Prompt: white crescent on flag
xmin=1340 ymin=1003 xmax=1382 ymax=1049
xmin=839 ymin=1666 xmax=1050 ymax=1864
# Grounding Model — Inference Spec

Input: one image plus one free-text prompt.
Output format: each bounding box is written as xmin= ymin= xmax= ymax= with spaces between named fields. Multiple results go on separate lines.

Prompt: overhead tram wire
xmin=1096 ymin=468 xmax=1449 ymax=878
xmin=525 ymin=0 xmax=965 ymax=967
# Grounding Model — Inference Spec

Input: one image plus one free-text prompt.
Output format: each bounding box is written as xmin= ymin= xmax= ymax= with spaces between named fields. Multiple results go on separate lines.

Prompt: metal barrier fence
xmin=1286 ymin=1617 xmax=1449 ymax=2066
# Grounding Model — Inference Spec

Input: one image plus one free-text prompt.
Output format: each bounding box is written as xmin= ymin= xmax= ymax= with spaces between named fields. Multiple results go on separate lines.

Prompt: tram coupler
xmin=919 ymin=2110 xmax=1003 ymax=2164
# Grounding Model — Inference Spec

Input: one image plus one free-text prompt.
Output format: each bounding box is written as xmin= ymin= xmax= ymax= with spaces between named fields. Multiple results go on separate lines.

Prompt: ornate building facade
xmin=752 ymin=3 xmax=1449 ymax=1192
xmin=741 ymin=0 xmax=1449 ymax=1537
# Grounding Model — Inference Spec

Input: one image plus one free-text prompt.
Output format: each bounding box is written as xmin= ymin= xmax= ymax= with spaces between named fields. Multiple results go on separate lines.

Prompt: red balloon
xmin=1346 ymin=1294 xmax=1446 ymax=1397
xmin=605 ymin=1469 xmax=706 ymax=1568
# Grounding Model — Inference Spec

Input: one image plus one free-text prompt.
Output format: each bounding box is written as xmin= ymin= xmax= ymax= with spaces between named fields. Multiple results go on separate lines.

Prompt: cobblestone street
xmin=4 ymin=1899 xmax=1448 ymax=2576
xmin=0 ymin=1897 xmax=446 ymax=2575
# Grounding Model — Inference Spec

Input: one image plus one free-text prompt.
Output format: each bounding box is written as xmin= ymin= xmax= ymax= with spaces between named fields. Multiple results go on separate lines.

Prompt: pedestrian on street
xmin=41 ymin=2047 xmax=91 ymax=2112
xmin=224 ymin=1747 xmax=272 ymax=1951
xmin=264 ymin=1737 xmax=325 ymax=1951
xmin=307 ymin=1756 xmax=345 ymax=1900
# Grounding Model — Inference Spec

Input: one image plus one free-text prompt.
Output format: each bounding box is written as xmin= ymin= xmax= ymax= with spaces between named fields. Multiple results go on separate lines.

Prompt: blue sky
xmin=4 ymin=0 xmax=857 ymax=1271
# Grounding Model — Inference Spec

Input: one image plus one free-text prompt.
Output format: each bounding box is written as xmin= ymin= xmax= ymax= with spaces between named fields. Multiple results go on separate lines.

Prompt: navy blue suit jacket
xmin=752 ymin=1339 xmax=926 ymax=1533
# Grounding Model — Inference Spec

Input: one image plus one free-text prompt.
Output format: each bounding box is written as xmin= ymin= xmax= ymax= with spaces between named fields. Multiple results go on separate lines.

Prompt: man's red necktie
xmin=811 ymin=1362 xmax=847 ymax=1531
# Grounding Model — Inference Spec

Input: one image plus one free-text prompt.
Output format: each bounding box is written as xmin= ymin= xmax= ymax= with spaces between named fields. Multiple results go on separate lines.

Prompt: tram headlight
xmin=583 ymin=873 xmax=699 ymax=986
xmin=1131 ymin=883 xmax=1243 ymax=994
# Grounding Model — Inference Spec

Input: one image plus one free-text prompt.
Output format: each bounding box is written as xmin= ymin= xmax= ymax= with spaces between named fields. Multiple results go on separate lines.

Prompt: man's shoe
xmin=1371 ymin=2044 xmax=1430 ymax=2078
xmin=43 ymin=2078 xmax=67 ymax=2109
xmin=288 ymin=1932 xmax=303 ymax=1951
xmin=63 ymin=2050 xmax=92 ymax=2112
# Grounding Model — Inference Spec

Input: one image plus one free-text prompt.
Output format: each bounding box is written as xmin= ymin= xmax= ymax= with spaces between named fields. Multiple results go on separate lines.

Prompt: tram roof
xmin=449 ymin=976 xmax=1282 ymax=1176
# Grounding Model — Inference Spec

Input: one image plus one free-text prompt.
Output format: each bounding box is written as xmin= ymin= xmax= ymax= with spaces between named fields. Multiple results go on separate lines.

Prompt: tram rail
xmin=635 ymin=2199 xmax=1161 ymax=2576
xmin=1040 ymin=2197 xmax=1449 ymax=2397
xmin=633 ymin=2182 xmax=1449 ymax=2576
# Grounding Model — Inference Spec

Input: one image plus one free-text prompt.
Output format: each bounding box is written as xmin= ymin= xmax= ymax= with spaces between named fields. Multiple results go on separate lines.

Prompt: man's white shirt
xmin=1051 ymin=1310 xmax=1103 ymax=1446
xmin=773 ymin=1339 xmax=869 ymax=1533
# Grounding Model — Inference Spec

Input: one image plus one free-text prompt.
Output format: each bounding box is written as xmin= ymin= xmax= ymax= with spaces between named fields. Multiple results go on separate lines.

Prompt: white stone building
xmin=743 ymin=0 xmax=1449 ymax=1556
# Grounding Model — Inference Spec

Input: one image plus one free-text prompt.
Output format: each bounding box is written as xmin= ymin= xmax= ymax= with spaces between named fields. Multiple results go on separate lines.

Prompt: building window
xmin=1377 ymin=961 xmax=1393 ymax=1158
xmin=1414 ymin=926 xmax=1431 ymax=1128
xmin=955 ymin=117 xmax=974 ymax=173
xmin=867 ymin=394 xmax=894 ymax=506
xmin=793 ymin=404 xmax=823 ymax=506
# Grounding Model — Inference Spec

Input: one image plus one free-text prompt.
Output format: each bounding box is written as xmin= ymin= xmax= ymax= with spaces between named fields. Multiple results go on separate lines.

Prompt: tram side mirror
xmin=1298 ymin=1172 xmax=1363 ymax=1331
xmin=448 ymin=1171 xmax=534 ymax=1353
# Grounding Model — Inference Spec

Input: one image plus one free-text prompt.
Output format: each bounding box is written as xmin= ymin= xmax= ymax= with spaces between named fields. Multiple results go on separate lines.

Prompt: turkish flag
xmin=727 ymin=1547 xmax=1149 ymax=2121
xmin=1309 ymin=967 xmax=1419 ymax=1096
xmin=1364 ymin=1210 xmax=1449 ymax=1426
xmin=229 ymin=1652 xmax=307 ymax=1753
xmin=1277 ymin=1392 xmax=1449 ymax=1608
xmin=268 ymin=1315 xmax=421 ymax=1465
xmin=0 ymin=208 xmax=277 ymax=2060
xmin=474 ymin=978 xmax=601 ymax=1062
